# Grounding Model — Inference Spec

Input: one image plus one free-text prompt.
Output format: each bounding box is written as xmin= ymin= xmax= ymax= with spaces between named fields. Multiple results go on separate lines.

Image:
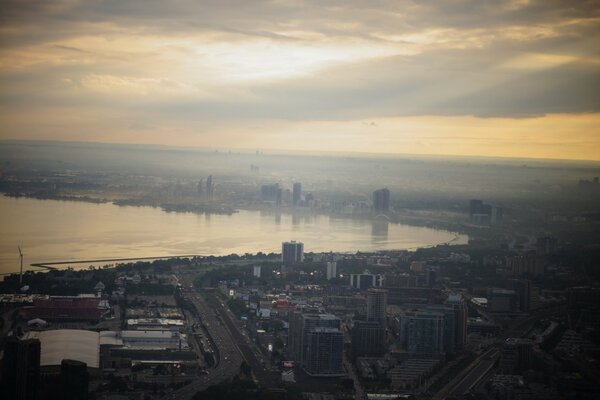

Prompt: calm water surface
xmin=0 ymin=196 xmax=467 ymax=274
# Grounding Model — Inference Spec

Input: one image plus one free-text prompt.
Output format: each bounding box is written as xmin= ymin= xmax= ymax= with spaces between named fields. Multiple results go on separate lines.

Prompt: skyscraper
xmin=366 ymin=288 xmax=388 ymax=326
xmin=305 ymin=328 xmax=344 ymax=376
xmin=197 ymin=178 xmax=204 ymax=197
xmin=1 ymin=337 xmax=41 ymax=400
xmin=373 ymin=188 xmax=390 ymax=212
xmin=206 ymin=175 xmax=214 ymax=201
xmin=293 ymin=182 xmax=302 ymax=205
xmin=352 ymin=320 xmax=386 ymax=357
xmin=445 ymin=294 xmax=468 ymax=352
xmin=288 ymin=312 xmax=342 ymax=375
xmin=402 ymin=311 xmax=444 ymax=354
xmin=282 ymin=241 xmax=304 ymax=264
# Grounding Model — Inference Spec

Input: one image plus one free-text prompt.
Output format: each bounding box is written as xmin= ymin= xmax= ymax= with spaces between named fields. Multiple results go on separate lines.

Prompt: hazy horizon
xmin=3 ymin=138 xmax=600 ymax=165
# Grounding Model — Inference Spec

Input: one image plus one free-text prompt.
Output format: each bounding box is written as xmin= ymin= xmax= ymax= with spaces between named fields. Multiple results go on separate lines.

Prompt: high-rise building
xmin=350 ymin=273 xmax=384 ymax=290
xmin=373 ymin=188 xmax=390 ymax=212
xmin=293 ymin=182 xmax=302 ymax=205
xmin=288 ymin=312 xmax=341 ymax=373
xmin=397 ymin=310 xmax=445 ymax=355
xmin=197 ymin=178 xmax=204 ymax=197
xmin=508 ymin=279 xmax=532 ymax=312
xmin=206 ymin=175 xmax=214 ymax=201
xmin=445 ymin=294 xmax=468 ymax=352
xmin=326 ymin=261 xmax=337 ymax=280
xmin=366 ymin=288 xmax=388 ymax=326
xmin=351 ymin=321 xmax=386 ymax=357
xmin=305 ymin=328 xmax=344 ymax=376
xmin=1 ymin=337 xmax=41 ymax=400
xmin=253 ymin=266 xmax=261 ymax=278
xmin=427 ymin=304 xmax=457 ymax=355
xmin=261 ymin=183 xmax=280 ymax=202
xmin=282 ymin=241 xmax=304 ymax=264
xmin=61 ymin=359 xmax=89 ymax=400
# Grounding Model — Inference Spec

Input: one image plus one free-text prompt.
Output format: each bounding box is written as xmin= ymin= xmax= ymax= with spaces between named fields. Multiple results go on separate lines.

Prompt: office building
xmin=508 ymin=279 xmax=532 ymax=312
xmin=206 ymin=175 xmax=214 ymax=201
xmin=445 ymin=294 xmax=468 ymax=352
xmin=293 ymin=182 xmax=302 ymax=205
xmin=366 ymin=288 xmax=388 ymax=326
xmin=282 ymin=241 xmax=304 ymax=264
xmin=61 ymin=359 xmax=88 ymax=400
xmin=288 ymin=312 xmax=341 ymax=373
xmin=261 ymin=183 xmax=280 ymax=203
xmin=350 ymin=273 xmax=384 ymax=290
xmin=351 ymin=321 xmax=386 ymax=357
xmin=397 ymin=309 xmax=446 ymax=355
xmin=407 ymin=311 xmax=445 ymax=355
xmin=1 ymin=336 xmax=41 ymax=400
xmin=373 ymin=188 xmax=390 ymax=212
xmin=253 ymin=265 xmax=261 ymax=278
xmin=305 ymin=328 xmax=344 ymax=376
xmin=326 ymin=261 xmax=337 ymax=280
xmin=426 ymin=304 xmax=457 ymax=355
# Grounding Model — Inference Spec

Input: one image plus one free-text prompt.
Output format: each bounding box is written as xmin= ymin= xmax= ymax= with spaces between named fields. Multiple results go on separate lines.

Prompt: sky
xmin=0 ymin=0 xmax=599 ymax=161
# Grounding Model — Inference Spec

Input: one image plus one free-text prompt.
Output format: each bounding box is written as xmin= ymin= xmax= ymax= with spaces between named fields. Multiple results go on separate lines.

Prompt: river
xmin=0 ymin=196 xmax=467 ymax=274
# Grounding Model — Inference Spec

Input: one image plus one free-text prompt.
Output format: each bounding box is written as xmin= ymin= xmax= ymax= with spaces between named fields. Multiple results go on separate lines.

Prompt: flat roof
xmin=24 ymin=329 xmax=99 ymax=368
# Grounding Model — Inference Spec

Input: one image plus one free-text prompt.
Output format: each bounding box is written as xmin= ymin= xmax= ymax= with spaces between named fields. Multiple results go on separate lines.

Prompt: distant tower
xmin=293 ymin=182 xmax=302 ymax=206
xmin=282 ymin=241 xmax=304 ymax=264
xmin=326 ymin=262 xmax=337 ymax=280
xmin=372 ymin=188 xmax=390 ymax=212
xmin=1 ymin=337 xmax=41 ymax=400
xmin=206 ymin=175 xmax=214 ymax=201
xmin=253 ymin=266 xmax=262 ymax=278
xmin=197 ymin=178 xmax=204 ymax=197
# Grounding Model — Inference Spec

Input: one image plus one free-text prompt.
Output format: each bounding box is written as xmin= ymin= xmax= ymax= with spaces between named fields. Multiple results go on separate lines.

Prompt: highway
xmin=449 ymin=347 xmax=499 ymax=396
xmin=207 ymin=290 xmax=279 ymax=388
xmin=169 ymin=280 xmax=244 ymax=400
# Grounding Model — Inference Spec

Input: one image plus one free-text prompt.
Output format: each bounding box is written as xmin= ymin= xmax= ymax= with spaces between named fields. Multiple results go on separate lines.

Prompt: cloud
xmin=0 ymin=0 xmax=598 ymax=159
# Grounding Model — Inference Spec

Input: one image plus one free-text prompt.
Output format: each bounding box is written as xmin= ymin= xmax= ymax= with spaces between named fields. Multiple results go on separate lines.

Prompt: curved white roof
xmin=24 ymin=329 xmax=99 ymax=368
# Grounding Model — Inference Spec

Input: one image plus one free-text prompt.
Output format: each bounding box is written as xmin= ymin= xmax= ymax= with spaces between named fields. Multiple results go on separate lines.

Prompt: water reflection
xmin=0 ymin=196 xmax=468 ymax=274
xmin=371 ymin=219 xmax=389 ymax=243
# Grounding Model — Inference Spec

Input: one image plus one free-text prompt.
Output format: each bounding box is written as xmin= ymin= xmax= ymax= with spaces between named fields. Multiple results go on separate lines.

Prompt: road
xmin=169 ymin=280 xmax=244 ymax=400
xmin=207 ymin=291 xmax=279 ymax=388
xmin=449 ymin=348 xmax=499 ymax=396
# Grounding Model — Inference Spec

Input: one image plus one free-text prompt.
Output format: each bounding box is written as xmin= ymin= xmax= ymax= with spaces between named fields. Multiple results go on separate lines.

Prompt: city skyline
xmin=1 ymin=1 xmax=599 ymax=160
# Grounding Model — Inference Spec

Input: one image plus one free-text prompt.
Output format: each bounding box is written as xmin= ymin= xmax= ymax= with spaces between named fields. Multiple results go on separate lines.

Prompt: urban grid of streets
xmin=168 ymin=269 xmax=566 ymax=400
xmin=169 ymin=271 xmax=279 ymax=399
